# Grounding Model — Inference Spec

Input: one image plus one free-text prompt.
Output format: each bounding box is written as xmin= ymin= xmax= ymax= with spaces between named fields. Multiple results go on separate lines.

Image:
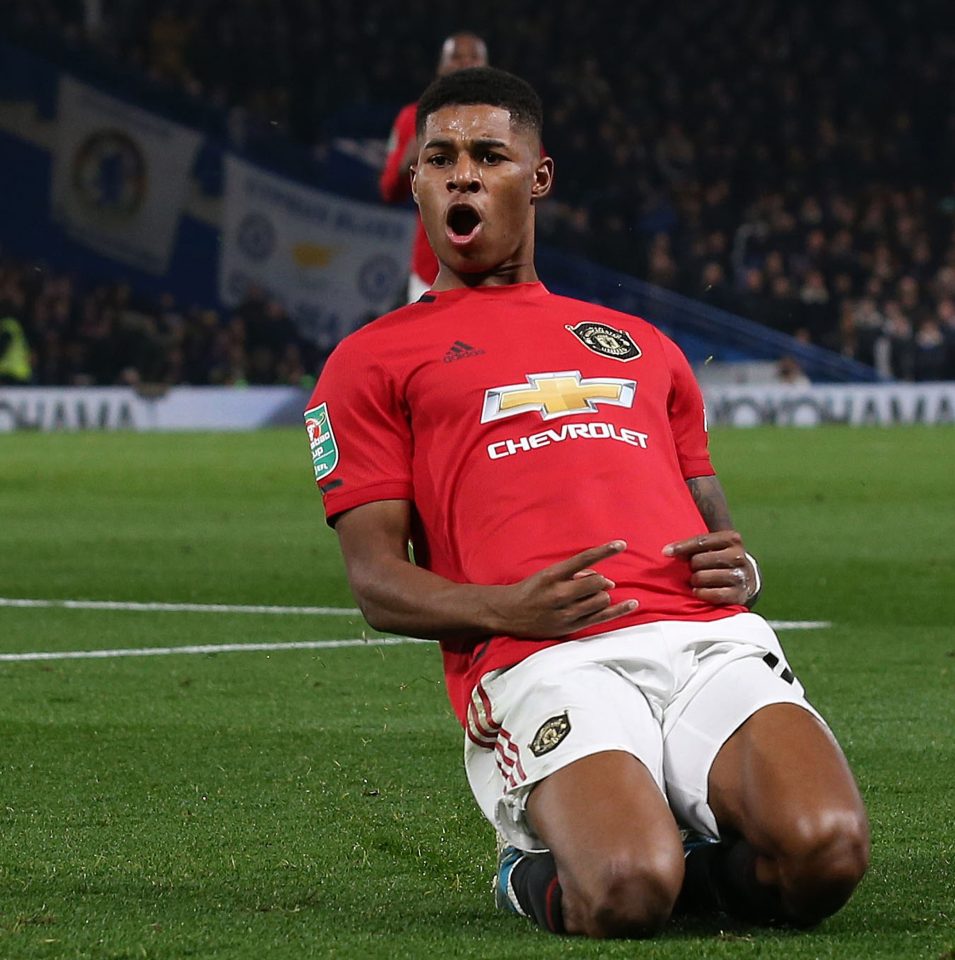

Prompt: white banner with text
xmin=702 ymin=382 xmax=955 ymax=427
xmin=219 ymin=155 xmax=415 ymax=346
xmin=0 ymin=387 xmax=308 ymax=433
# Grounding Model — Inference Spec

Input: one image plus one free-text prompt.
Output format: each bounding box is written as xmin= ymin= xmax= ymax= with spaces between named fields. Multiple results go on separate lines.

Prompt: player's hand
xmin=489 ymin=541 xmax=638 ymax=638
xmin=662 ymin=530 xmax=757 ymax=605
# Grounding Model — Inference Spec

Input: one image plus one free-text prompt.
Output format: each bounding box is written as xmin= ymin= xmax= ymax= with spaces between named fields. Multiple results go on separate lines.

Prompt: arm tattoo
xmin=686 ymin=475 xmax=734 ymax=532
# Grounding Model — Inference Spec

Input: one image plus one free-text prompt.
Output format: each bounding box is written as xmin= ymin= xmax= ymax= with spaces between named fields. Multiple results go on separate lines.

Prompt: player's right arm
xmin=334 ymin=500 xmax=637 ymax=642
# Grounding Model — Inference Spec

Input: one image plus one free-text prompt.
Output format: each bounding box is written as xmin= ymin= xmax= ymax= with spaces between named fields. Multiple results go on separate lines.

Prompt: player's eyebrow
xmin=422 ymin=137 xmax=509 ymax=151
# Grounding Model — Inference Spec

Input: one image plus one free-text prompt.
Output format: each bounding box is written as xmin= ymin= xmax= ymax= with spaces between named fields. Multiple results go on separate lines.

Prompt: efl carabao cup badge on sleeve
xmin=305 ymin=402 xmax=339 ymax=482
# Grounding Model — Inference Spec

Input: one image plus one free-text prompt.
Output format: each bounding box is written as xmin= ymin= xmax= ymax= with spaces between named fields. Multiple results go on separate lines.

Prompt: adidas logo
xmin=443 ymin=340 xmax=486 ymax=363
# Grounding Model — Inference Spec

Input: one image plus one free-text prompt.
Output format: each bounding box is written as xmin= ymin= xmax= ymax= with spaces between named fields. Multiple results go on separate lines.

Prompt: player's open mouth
xmin=446 ymin=204 xmax=483 ymax=245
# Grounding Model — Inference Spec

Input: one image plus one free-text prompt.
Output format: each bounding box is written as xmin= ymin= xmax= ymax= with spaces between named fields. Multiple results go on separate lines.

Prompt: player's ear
xmin=531 ymin=155 xmax=554 ymax=202
xmin=410 ymin=164 xmax=420 ymax=205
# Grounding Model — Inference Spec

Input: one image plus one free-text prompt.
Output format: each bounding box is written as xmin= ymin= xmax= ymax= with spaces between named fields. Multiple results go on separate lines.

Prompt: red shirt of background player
xmin=379 ymin=33 xmax=489 ymax=297
xmin=379 ymin=102 xmax=439 ymax=288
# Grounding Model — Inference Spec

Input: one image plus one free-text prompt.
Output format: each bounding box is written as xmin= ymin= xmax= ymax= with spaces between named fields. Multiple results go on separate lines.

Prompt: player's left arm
xmin=658 ymin=333 xmax=761 ymax=607
xmin=664 ymin=474 xmax=762 ymax=608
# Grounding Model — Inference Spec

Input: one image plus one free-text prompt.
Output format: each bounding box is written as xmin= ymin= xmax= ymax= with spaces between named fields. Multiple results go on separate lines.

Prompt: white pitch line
xmin=769 ymin=621 xmax=831 ymax=630
xmin=0 ymin=621 xmax=832 ymax=664
xmin=0 ymin=637 xmax=431 ymax=662
xmin=0 ymin=598 xmax=831 ymax=632
xmin=0 ymin=597 xmax=360 ymax=616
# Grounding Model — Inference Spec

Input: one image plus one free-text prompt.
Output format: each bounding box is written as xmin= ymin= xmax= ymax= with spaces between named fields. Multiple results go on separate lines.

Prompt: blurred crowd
xmin=6 ymin=0 xmax=955 ymax=381
xmin=0 ymin=257 xmax=319 ymax=388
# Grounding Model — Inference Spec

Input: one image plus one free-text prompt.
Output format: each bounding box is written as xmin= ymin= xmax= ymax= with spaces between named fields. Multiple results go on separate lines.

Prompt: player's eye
xmin=426 ymin=154 xmax=450 ymax=167
xmin=481 ymin=151 xmax=504 ymax=164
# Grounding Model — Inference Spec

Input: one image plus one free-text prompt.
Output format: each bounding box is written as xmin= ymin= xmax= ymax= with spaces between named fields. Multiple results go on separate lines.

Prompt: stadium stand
xmin=3 ymin=0 xmax=955 ymax=382
xmin=0 ymin=256 xmax=320 ymax=387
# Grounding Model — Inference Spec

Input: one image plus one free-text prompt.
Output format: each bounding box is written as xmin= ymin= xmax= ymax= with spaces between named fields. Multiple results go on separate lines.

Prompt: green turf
xmin=0 ymin=426 xmax=953 ymax=959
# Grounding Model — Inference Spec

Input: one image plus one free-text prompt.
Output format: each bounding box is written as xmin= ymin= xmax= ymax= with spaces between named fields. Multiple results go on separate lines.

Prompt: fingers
xmin=663 ymin=530 xmax=746 ymax=573
xmin=535 ymin=590 xmax=638 ymax=637
xmin=686 ymin=548 xmax=746 ymax=573
xmin=663 ymin=530 xmax=754 ymax=607
xmin=690 ymin=567 xmax=747 ymax=589
xmin=553 ymin=569 xmax=639 ymax=631
xmin=546 ymin=540 xmax=627 ymax=582
xmin=691 ymin=586 xmax=744 ymax=606
xmin=566 ymin=570 xmax=614 ymax=598
xmin=564 ymin=597 xmax=639 ymax=631
xmin=689 ymin=566 xmax=751 ymax=605
xmin=509 ymin=541 xmax=639 ymax=638
xmin=663 ymin=530 xmax=741 ymax=558
xmin=561 ymin=571 xmax=637 ymax=612
xmin=557 ymin=546 xmax=631 ymax=604
xmin=563 ymin=588 xmax=617 ymax=619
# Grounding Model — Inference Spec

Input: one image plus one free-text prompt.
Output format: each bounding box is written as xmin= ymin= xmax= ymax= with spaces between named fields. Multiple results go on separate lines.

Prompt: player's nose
xmin=446 ymin=158 xmax=480 ymax=192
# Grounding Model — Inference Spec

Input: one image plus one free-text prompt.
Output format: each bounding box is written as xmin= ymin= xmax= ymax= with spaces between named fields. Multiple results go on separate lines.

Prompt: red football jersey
xmin=305 ymin=283 xmax=744 ymax=724
xmin=378 ymin=102 xmax=439 ymax=286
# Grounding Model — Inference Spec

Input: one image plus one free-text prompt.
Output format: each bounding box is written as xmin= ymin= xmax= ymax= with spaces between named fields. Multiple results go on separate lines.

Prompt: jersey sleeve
xmin=378 ymin=103 xmax=417 ymax=203
xmin=660 ymin=333 xmax=715 ymax=479
xmin=304 ymin=338 xmax=413 ymax=524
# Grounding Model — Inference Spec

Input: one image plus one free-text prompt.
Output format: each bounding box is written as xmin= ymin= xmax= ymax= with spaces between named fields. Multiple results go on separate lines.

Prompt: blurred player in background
xmin=379 ymin=32 xmax=488 ymax=302
xmin=308 ymin=68 xmax=868 ymax=939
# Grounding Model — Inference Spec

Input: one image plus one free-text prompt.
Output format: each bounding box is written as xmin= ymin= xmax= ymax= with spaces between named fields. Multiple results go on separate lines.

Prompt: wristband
xmin=744 ymin=551 xmax=762 ymax=605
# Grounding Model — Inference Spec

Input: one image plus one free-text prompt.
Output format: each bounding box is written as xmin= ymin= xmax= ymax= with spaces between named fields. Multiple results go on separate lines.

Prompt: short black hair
xmin=416 ymin=67 xmax=543 ymax=140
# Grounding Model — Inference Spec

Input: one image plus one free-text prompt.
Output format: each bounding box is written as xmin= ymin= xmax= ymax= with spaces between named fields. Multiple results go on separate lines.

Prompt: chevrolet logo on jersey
xmin=482 ymin=371 xmax=636 ymax=422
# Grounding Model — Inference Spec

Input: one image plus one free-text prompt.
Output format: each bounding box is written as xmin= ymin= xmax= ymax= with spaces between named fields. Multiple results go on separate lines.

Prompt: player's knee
xmin=788 ymin=804 xmax=870 ymax=882
xmin=579 ymin=848 xmax=683 ymax=939
xmin=779 ymin=806 xmax=870 ymax=923
xmin=817 ymin=808 xmax=870 ymax=894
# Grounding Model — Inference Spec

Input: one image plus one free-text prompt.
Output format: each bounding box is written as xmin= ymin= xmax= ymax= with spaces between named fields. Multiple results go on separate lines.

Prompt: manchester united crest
xmin=565 ymin=321 xmax=641 ymax=362
xmin=530 ymin=712 xmax=572 ymax=757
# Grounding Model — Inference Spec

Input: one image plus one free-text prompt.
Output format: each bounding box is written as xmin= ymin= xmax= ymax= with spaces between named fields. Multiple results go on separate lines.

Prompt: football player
xmin=305 ymin=67 xmax=868 ymax=938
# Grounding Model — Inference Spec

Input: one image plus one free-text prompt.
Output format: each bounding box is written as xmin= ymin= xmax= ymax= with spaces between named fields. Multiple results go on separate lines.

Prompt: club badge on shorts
xmin=305 ymin=401 xmax=339 ymax=482
xmin=565 ymin=321 xmax=641 ymax=361
xmin=530 ymin=712 xmax=572 ymax=757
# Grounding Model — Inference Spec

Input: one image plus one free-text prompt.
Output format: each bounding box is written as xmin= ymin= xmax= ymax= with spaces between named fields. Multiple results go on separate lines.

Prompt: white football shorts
xmin=464 ymin=612 xmax=825 ymax=851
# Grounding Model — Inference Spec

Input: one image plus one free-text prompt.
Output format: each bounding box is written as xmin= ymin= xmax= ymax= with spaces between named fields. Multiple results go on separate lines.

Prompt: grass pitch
xmin=0 ymin=426 xmax=953 ymax=959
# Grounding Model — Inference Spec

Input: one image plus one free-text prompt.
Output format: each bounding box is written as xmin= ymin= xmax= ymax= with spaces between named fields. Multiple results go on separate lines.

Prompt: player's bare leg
xmin=688 ymin=703 xmax=869 ymax=925
xmin=519 ymin=750 xmax=684 ymax=938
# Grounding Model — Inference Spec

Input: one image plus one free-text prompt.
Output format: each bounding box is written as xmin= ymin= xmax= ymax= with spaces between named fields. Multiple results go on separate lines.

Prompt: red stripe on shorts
xmin=497 ymin=726 xmax=527 ymax=787
xmin=475 ymin=683 xmax=501 ymax=731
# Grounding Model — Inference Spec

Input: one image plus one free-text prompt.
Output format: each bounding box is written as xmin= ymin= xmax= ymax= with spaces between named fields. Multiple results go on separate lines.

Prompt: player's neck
xmin=431 ymin=258 xmax=539 ymax=291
